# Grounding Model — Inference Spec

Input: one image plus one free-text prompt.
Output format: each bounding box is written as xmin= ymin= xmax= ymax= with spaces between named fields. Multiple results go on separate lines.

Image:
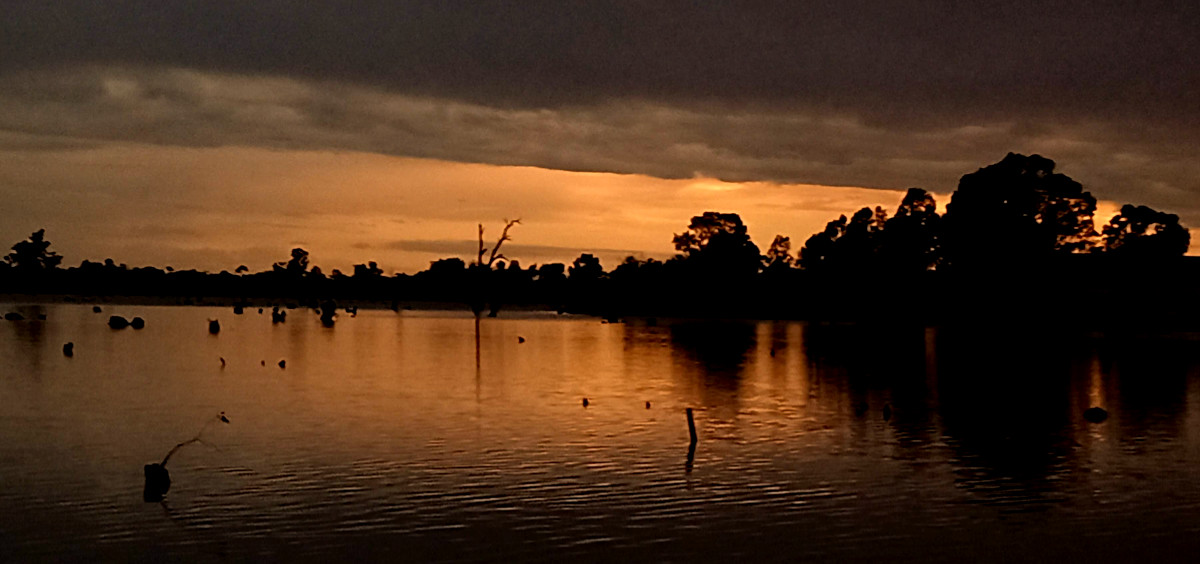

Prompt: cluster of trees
xmin=1 ymin=154 xmax=1194 ymax=320
xmin=796 ymin=153 xmax=1189 ymax=274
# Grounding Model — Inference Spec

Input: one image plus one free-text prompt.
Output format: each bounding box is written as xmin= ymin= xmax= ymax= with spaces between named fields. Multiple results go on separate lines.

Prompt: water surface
xmin=3 ymin=304 xmax=1200 ymax=561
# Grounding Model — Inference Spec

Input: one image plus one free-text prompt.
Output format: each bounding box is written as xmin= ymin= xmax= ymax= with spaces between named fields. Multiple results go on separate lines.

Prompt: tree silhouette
xmin=941 ymin=153 xmax=1098 ymax=266
xmin=763 ymin=235 xmax=794 ymax=271
xmin=353 ymin=261 xmax=384 ymax=278
xmin=798 ymin=206 xmax=887 ymax=272
xmin=428 ymin=257 xmax=466 ymax=275
xmin=5 ymin=229 xmax=63 ymax=272
xmin=1102 ymin=204 xmax=1190 ymax=258
xmin=672 ymin=212 xmax=762 ymax=277
xmin=536 ymin=263 xmax=566 ymax=283
xmin=878 ymin=188 xmax=941 ymax=272
xmin=274 ymin=248 xmax=310 ymax=275
xmin=569 ymin=253 xmax=604 ymax=281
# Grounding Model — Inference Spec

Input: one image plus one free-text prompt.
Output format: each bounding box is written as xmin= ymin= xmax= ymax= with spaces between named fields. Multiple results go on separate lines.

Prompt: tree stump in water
xmin=143 ymin=463 xmax=171 ymax=502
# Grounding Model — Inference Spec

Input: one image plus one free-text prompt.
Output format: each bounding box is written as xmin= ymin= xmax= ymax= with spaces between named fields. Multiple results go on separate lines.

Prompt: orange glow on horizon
xmin=0 ymin=143 xmax=1167 ymax=275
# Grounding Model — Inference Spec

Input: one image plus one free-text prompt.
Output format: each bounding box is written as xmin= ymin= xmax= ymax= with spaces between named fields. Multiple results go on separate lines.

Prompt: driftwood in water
xmin=143 ymin=412 xmax=230 ymax=502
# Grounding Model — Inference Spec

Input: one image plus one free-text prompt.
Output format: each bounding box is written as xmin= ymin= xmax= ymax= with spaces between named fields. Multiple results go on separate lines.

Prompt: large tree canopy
xmin=672 ymin=212 xmax=762 ymax=277
xmin=941 ymin=153 xmax=1098 ymax=265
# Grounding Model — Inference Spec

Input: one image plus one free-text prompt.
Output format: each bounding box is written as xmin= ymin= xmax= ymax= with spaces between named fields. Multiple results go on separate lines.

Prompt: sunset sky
xmin=2 ymin=2 xmax=1197 ymax=273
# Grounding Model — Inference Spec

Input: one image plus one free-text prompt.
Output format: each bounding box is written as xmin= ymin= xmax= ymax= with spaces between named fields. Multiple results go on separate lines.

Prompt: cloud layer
xmin=2 ymin=66 xmax=1197 ymax=226
xmin=4 ymin=2 xmax=1198 ymax=126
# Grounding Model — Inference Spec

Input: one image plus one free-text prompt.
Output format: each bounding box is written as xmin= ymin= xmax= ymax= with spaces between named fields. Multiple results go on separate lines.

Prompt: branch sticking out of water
xmin=160 ymin=412 xmax=231 ymax=467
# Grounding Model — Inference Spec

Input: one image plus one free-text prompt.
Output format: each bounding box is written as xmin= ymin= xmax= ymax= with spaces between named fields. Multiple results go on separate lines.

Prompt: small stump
xmin=1084 ymin=407 xmax=1109 ymax=423
xmin=143 ymin=463 xmax=171 ymax=502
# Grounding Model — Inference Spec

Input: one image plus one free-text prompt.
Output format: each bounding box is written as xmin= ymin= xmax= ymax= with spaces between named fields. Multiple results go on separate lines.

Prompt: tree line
xmin=1 ymin=154 xmax=1195 ymax=322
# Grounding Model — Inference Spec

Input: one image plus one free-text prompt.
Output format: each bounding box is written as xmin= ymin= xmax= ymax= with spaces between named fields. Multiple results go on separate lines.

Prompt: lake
xmin=3 ymin=303 xmax=1200 ymax=562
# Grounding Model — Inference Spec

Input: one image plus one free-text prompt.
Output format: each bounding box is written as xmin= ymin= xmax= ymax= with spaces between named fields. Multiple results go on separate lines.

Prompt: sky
xmin=1 ymin=2 xmax=1197 ymax=273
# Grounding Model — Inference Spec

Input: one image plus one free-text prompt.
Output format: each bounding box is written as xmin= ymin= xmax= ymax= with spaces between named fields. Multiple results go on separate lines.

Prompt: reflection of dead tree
xmin=472 ymin=219 xmax=520 ymax=317
xmin=477 ymin=219 xmax=521 ymax=268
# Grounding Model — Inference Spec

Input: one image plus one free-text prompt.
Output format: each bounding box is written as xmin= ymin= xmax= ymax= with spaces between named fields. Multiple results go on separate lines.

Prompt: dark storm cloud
xmin=3 ymin=1 xmax=1199 ymax=126
xmin=4 ymin=67 xmax=1200 ymax=227
xmin=4 ymin=2 xmax=1200 ymax=229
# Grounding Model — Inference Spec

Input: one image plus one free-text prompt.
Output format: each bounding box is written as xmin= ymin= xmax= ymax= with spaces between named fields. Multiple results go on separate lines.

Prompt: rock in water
xmin=131 ymin=317 xmax=145 ymax=329
xmin=63 ymin=342 xmax=74 ymax=357
xmin=208 ymin=319 xmax=220 ymax=334
xmin=92 ymin=306 xmax=102 ymax=313
xmin=143 ymin=463 xmax=171 ymax=502
xmin=1084 ymin=406 xmax=1109 ymax=423
xmin=4 ymin=312 xmax=24 ymax=321
xmin=108 ymin=316 xmax=130 ymax=329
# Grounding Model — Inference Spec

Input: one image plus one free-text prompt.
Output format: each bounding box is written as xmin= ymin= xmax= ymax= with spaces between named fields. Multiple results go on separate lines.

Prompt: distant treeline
xmin=2 ymin=154 xmax=1197 ymax=323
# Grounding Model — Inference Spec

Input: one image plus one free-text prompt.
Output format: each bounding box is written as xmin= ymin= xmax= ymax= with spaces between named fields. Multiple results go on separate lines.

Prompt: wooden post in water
xmin=686 ymin=408 xmax=698 ymax=473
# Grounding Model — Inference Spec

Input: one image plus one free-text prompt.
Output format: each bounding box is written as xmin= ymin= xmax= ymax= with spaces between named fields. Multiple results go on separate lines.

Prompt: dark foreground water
xmin=3 ymin=303 xmax=1200 ymax=562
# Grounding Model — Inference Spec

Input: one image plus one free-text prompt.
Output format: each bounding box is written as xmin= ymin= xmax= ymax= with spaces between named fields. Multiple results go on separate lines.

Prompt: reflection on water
xmin=3 ymin=305 xmax=1200 ymax=561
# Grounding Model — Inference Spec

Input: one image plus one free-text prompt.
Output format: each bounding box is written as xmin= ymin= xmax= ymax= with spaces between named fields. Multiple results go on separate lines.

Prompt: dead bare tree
xmin=476 ymin=219 xmax=521 ymax=268
xmin=471 ymin=219 xmax=521 ymax=318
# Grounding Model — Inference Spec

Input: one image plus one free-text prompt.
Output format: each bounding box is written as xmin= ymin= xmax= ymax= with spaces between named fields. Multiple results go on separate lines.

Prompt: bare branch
xmin=159 ymin=412 xmax=230 ymax=467
xmin=486 ymin=219 xmax=521 ymax=267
